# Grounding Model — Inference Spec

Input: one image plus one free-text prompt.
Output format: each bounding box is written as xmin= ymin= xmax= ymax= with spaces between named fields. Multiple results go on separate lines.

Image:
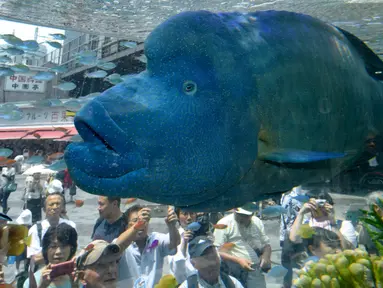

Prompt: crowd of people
xmin=0 ymin=165 xmax=380 ymax=288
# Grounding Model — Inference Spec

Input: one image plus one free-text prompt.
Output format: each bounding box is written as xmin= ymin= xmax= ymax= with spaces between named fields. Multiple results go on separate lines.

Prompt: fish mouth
xmin=65 ymin=100 xmax=145 ymax=179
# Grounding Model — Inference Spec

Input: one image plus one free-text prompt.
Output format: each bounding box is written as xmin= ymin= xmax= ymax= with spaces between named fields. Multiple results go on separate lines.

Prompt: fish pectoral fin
xmin=335 ymin=26 xmax=383 ymax=81
xmin=259 ymin=148 xmax=346 ymax=163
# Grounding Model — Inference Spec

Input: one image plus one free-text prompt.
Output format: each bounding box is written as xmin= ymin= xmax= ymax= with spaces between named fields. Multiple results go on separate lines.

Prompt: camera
xmin=315 ymin=199 xmax=326 ymax=207
xmin=191 ymin=213 xmax=211 ymax=239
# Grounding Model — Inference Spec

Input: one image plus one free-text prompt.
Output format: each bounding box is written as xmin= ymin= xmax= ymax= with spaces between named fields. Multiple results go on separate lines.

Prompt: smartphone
xmin=50 ymin=260 xmax=75 ymax=279
xmin=315 ymin=199 xmax=326 ymax=207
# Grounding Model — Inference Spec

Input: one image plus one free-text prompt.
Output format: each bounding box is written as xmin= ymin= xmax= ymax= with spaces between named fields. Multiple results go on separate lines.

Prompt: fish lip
xmin=67 ymin=100 xmax=146 ymax=178
xmin=74 ymin=100 xmax=134 ymax=155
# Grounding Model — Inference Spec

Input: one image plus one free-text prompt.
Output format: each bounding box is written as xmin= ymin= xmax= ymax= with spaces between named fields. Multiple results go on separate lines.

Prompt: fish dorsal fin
xmin=335 ymin=26 xmax=383 ymax=81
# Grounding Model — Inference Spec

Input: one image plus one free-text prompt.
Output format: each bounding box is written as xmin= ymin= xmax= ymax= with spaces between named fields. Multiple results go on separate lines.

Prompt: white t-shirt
xmin=1 ymin=167 xmax=15 ymax=187
xmin=214 ymin=213 xmax=270 ymax=263
xmin=27 ymin=218 xmax=77 ymax=258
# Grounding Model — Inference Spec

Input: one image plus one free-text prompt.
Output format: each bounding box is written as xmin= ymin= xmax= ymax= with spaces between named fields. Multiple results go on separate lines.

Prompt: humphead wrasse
xmin=65 ymin=10 xmax=383 ymax=211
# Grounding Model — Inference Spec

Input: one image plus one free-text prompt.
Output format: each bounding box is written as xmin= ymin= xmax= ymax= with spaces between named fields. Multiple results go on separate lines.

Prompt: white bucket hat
xmin=48 ymin=179 xmax=63 ymax=194
xmin=235 ymin=207 xmax=253 ymax=216
xmin=16 ymin=209 xmax=32 ymax=226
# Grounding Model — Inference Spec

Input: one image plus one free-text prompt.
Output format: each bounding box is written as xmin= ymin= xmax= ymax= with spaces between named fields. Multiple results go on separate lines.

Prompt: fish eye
xmin=183 ymin=81 xmax=197 ymax=95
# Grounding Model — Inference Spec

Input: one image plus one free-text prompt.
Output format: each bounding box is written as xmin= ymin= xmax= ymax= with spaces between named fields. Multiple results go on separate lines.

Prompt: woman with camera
xmin=23 ymin=223 xmax=78 ymax=288
xmin=289 ymin=190 xmax=356 ymax=249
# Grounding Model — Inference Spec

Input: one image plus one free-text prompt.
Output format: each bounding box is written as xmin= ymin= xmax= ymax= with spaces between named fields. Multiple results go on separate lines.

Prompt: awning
xmin=23 ymin=131 xmax=67 ymax=139
xmin=0 ymin=131 xmax=30 ymax=140
xmin=0 ymin=126 xmax=77 ymax=140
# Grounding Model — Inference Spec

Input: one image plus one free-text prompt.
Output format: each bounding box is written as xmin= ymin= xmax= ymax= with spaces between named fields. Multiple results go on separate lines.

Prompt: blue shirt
xmin=92 ymin=216 xmax=126 ymax=243
xmin=124 ymin=232 xmax=176 ymax=288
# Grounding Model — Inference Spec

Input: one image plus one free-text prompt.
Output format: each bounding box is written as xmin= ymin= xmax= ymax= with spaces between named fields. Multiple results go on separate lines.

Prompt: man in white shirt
xmin=27 ymin=192 xmax=76 ymax=265
xmin=214 ymin=208 xmax=271 ymax=288
xmin=179 ymin=236 xmax=243 ymax=288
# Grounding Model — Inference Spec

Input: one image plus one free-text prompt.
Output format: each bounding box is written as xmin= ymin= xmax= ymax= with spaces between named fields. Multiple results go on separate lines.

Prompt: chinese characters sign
xmin=0 ymin=107 xmax=72 ymax=127
xmin=5 ymin=73 xmax=46 ymax=93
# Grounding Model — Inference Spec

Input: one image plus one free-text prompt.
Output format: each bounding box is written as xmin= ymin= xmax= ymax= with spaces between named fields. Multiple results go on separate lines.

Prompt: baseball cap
xmin=188 ymin=236 xmax=215 ymax=258
xmin=77 ymin=240 xmax=121 ymax=267
xmin=234 ymin=207 xmax=253 ymax=216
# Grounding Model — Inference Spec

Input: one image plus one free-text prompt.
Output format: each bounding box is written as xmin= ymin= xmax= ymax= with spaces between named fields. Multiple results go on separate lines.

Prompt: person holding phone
xmin=23 ymin=223 xmax=78 ymax=288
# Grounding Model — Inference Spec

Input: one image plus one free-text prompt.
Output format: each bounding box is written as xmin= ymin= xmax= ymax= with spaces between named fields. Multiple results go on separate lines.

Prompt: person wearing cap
xmin=178 ymin=236 xmax=244 ymax=288
xmin=75 ymin=239 xmax=122 ymax=288
xmin=23 ymin=223 xmax=78 ymax=288
xmin=23 ymin=173 xmax=44 ymax=224
xmin=120 ymin=204 xmax=180 ymax=287
xmin=27 ymin=192 xmax=76 ymax=266
xmin=213 ymin=207 xmax=271 ymax=288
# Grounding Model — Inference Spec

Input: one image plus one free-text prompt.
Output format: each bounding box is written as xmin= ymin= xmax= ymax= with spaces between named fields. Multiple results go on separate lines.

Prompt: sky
xmin=0 ymin=19 xmax=64 ymax=52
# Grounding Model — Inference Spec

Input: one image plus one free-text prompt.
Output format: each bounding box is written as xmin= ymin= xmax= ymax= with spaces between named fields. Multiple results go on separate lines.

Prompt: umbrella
xmin=0 ymin=148 xmax=13 ymax=158
xmin=46 ymin=159 xmax=67 ymax=171
xmin=25 ymin=156 xmax=44 ymax=165
xmin=22 ymin=165 xmax=56 ymax=176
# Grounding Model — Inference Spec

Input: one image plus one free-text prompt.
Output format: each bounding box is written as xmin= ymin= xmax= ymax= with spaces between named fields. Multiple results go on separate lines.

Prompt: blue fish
xmin=25 ymin=156 xmax=44 ymax=165
xmin=1 ymin=34 xmax=23 ymax=47
xmin=86 ymin=70 xmax=108 ymax=78
xmin=49 ymin=33 xmax=66 ymax=41
xmin=55 ymin=82 xmax=77 ymax=91
xmin=120 ymin=41 xmax=137 ymax=49
xmin=33 ymin=72 xmax=55 ymax=81
xmin=10 ymin=64 xmax=30 ymax=73
xmin=49 ymin=65 xmax=68 ymax=73
xmin=0 ymin=68 xmax=14 ymax=77
xmin=303 ymin=256 xmax=320 ymax=264
xmin=97 ymin=61 xmax=117 ymax=70
xmin=65 ymin=11 xmax=383 ymax=211
xmin=292 ymin=195 xmax=310 ymax=203
xmin=262 ymin=205 xmax=288 ymax=218
xmin=1 ymin=47 xmax=24 ymax=55
xmin=186 ymin=222 xmax=201 ymax=232
xmin=266 ymin=265 xmax=288 ymax=279
xmin=47 ymin=159 xmax=67 ymax=171
xmin=45 ymin=41 xmax=62 ymax=49
xmin=241 ymin=202 xmax=259 ymax=213
xmin=0 ymin=56 xmax=12 ymax=63
xmin=17 ymin=40 xmax=40 ymax=52
xmin=0 ymin=110 xmax=23 ymax=121
xmin=0 ymin=148 xmax=13 ymax=158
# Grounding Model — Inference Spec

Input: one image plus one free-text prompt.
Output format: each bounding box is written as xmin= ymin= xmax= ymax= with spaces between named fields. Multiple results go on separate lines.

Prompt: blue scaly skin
xmin=65 ymin=10 xmax=383 ymax=211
